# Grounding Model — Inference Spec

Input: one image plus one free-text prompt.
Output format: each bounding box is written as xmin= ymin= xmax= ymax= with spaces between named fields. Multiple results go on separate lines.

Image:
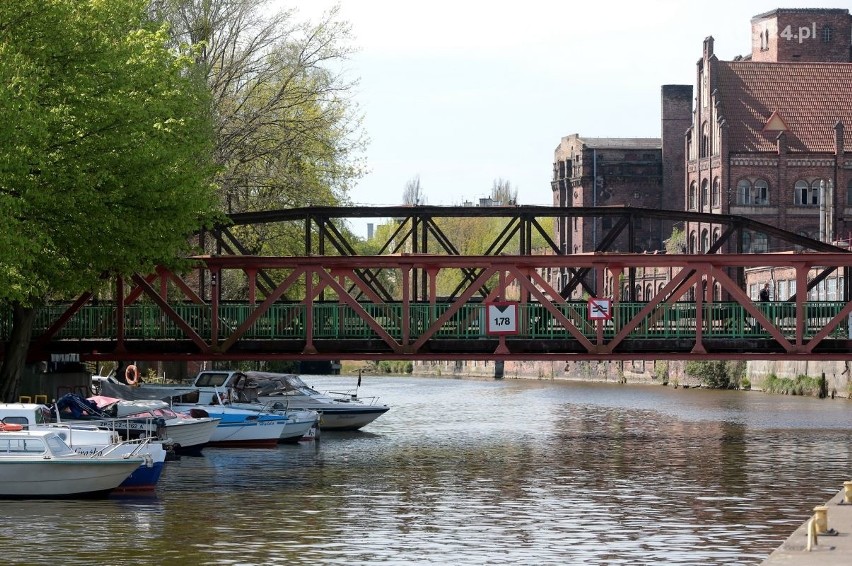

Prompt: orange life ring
xmin=125 ymin=364 xmax=139 ymax=386
xmin=0 ymin=423 xmax=23 ymax=432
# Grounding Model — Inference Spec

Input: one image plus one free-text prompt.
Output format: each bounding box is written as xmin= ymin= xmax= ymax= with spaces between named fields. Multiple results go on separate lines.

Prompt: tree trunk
xmin=0 ymin=303 xmax=36 ymax=402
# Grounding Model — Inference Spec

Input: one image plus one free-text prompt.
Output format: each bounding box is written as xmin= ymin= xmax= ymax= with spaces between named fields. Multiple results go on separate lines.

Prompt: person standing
xmin=759 ymin=283 xmax=770 ymax=302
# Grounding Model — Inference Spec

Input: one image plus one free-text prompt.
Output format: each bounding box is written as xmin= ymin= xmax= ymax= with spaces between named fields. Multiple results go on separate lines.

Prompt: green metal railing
xmin=6 ymin=301 xmax=849 ymax=343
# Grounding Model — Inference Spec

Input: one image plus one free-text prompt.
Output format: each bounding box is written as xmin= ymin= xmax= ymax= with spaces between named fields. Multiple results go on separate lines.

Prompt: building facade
xmin=685 ymin=8 xmax=852 ymax=255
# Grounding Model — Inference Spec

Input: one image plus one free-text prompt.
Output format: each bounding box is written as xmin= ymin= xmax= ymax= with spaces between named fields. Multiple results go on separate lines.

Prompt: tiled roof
xmin=715 ymin=61 xmax=852 ymax=153
xmin=579 ymin=137 xmax=661 ymax=149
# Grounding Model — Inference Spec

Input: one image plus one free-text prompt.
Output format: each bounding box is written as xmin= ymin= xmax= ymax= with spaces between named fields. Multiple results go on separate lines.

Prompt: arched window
xmin=737 ymin=179 xmax=752 ymax=205
xmin=712 ymin=177 xmax=721 ymax=207
xmin=635 ymin=284 xmax=642 ymax=301
xmin=689 ymin=232 xmax=697 ymax=254
xmin=701 ymin=229 xmax=710 ymax=253
xmin=688 ymin=182 xmax=697 ymax=210
xmin=712 ymin=228 xmax=721 ymax=249
xmin=645 ymin=284 xmax=652 ymax=300
xmin=700 ymin=122 xmax=709 ymax=158
xmin=701 ymin=179 xmax=710 ymax=209
xmin=795 ymin=179 xmax=818 ymax=206
xmin=753 ymin=179 xmax=769 ymax=205
xmin=742 ymin=231 xmax=752 ymax=253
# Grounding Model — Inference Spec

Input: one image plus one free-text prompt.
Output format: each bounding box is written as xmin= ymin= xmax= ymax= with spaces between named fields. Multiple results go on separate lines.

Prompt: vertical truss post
xmin=795 ymin=262 xmax=808 ymax=348
xmin=304 ymin=268 xmax=316 ymax=354
xmin=210 ymin=268 xmax=220 ymax=349
xmin=402 ymin=266 xmax=411 ymax=349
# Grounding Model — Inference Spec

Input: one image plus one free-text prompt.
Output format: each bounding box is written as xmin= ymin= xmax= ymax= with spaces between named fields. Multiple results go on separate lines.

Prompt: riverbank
xmin=402 ymin=359 xmax=852 ymax=398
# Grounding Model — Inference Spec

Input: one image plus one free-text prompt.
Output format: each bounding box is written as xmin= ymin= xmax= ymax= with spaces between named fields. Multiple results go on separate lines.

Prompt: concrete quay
xmin=762 ymin=482 xmax=852 ymax=565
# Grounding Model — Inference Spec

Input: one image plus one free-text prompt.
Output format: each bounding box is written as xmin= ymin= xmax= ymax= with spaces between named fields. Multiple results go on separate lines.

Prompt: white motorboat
xmin=0 ymin=426 xmax=144 ymax=498
xmin=0 ymin=403 xmax=166 ymax=492
xmin=226 ymin=402 xmax=319 ymax=442
xmin=107 ymin=399 xmax=220 ymax=454
xmin=172 ymin=399 xmax=289 ymax=448
xmin=193 ymin=370 xmax=390 ymax=431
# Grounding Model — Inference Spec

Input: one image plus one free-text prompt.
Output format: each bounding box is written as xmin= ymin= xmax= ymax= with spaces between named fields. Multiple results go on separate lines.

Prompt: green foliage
xmin=684 ymin=360 xmax=746 ymax=389
xmin=373 ymin=360 xmax=413 ymax=375
xmin=761 ymin=373 xmax=821 ymax=396
xmin=0 ymin=0 xmax=220 ymax=304
xmin=654 ymin=361 xmax=669 ymax=384
xmin=665 ymin=226 xmax=687 ymax=254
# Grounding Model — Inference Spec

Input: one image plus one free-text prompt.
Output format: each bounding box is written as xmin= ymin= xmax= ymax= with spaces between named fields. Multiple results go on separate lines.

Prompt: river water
xmin=2 ymin=375 xmax=851 ymax=565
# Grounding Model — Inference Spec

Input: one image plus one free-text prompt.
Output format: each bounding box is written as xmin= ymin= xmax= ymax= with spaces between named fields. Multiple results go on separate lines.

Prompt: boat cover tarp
xmin=50 ymin=393 xmax=112 ymax=419
xmin=242 ymin=371 xmax=310 ymax=395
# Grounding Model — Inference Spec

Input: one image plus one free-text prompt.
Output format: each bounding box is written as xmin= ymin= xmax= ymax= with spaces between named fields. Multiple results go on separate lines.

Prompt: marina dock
xmin=762 ymin=483 xmax=852 ymax=565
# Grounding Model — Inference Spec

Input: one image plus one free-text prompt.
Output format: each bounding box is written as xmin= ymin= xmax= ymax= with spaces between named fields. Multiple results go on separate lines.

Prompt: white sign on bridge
xmin=486 ymin=302 xmax=518 ymax=335
xmin=588 ymin=298 xmax=612 ymax=320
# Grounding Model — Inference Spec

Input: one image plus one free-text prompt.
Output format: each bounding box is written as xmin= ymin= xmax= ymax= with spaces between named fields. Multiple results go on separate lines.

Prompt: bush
xmin=685 ymin=360 xmax=746 ymax=389
xmin=376 ymin=360 xmax=413 ymax=375
xmin=761 ymin=373 xmax=821 ymax=396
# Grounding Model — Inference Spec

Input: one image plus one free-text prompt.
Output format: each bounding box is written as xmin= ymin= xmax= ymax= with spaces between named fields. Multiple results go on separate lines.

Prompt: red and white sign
xmin=588 ymin=298 xmax=612 ymax=320
xmin=486 ymin=302 xmax=518 ymax=334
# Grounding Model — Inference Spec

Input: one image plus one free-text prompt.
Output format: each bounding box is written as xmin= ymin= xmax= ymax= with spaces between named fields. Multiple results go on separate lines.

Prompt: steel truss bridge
xmin=6 ymin=206 xmax=852 ymax=363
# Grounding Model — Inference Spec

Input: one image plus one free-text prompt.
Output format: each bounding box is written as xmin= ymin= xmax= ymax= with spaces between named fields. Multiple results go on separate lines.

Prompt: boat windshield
xmin=284 ymin=375 xmax=320 ymax=394
xmin=45 ymin=434 xmax=76 ymax=456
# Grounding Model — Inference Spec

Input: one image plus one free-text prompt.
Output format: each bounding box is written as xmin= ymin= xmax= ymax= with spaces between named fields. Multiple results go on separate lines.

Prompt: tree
xmin=491 ymin=178 xmax=518 ymax=206
xmin=151 ymin=0 xmax=367 ymax=256
xmin=402 ymin=175 xmax=426 ymax=206
xmin=0 ymin=0 xmax=219 ymax=400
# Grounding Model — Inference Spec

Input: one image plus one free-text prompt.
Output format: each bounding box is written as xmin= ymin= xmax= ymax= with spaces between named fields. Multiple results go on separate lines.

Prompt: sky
xmin=277 ymin=1 xmax=852 ymax=237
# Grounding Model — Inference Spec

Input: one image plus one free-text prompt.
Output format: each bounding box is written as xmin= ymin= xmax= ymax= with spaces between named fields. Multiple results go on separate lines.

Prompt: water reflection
xmin=0 ymin=376 xmax=849 ymax=565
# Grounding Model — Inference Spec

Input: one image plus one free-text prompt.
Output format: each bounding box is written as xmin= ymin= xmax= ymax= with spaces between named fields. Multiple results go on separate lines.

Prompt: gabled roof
xmin=715 ymin=61 xmax=852 ymax=153
xmin=762 ymin=110 xmax=789 ymax=132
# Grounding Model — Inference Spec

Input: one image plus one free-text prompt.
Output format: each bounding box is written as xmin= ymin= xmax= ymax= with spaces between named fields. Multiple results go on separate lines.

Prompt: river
xmin=2 ymin=375 xmax=851 ymax=565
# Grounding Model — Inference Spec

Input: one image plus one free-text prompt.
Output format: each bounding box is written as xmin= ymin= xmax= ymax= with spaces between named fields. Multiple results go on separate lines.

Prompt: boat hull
xmin=162 ymin=418 xmax=220 ymax=454
xmin=73 ymin=441 xmax=167 ymax=492
xmin=0 ymin=460 xmax=142 ymax=498
xmin=189 ymin=409 xmax=288 ymax=448
xmin=259 ymin=397 xmax=389 ymax=430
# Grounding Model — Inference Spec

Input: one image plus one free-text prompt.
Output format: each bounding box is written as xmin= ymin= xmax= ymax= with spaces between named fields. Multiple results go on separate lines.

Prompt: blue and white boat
xmin=173 ymin=396 xmax=289 ymax=448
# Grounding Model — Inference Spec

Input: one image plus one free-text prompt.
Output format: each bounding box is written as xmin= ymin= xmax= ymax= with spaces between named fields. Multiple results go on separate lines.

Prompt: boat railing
xmin=95 ymin=436 xmax=154 ymax=463
xmin=73 ymin=415 xmax=167 ymax=441
xmin=327 ymin=391 xmax=384 ymax=406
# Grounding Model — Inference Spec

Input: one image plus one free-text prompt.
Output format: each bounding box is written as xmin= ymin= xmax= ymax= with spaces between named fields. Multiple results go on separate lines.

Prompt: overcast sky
xmin=279 ymin=1 xmax=851 ymax=236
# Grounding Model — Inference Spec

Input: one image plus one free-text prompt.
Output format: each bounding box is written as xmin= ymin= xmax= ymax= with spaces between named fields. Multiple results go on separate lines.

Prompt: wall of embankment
xmin=412 ymin=359 xmax=852 ymax=398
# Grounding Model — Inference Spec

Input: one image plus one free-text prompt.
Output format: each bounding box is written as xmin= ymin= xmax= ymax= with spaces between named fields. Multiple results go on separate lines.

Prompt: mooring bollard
xmin=806 ymin=517 xmax=818 ymax=551
xmin=813 ymin=505 xmax=829 ymax=534
xmin=844 ymin=481 xmax=852 ymax=504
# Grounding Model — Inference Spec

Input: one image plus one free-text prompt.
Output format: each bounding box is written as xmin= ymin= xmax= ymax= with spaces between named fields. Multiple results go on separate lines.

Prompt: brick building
xmin=551 ymin=87 xmax=692 ymax=258
xmin=685 ymin=8 xmax=852 ymax=254
xmin=551 ymin=87 xmax=691 ymax=297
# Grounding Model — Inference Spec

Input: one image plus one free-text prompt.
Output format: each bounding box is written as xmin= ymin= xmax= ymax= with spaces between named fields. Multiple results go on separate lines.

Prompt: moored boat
xmin=107 ymin=399 xmax=220 ymax=455
xmin=173 ymin=399 xmax=289 ymax=448
xmin=192 ymin=370 xmax=390 ymax=431
xmin=0 ymin=426 xmax=144 ymax=498
xmin=0 ymin=402 xmax=166 ymax=492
